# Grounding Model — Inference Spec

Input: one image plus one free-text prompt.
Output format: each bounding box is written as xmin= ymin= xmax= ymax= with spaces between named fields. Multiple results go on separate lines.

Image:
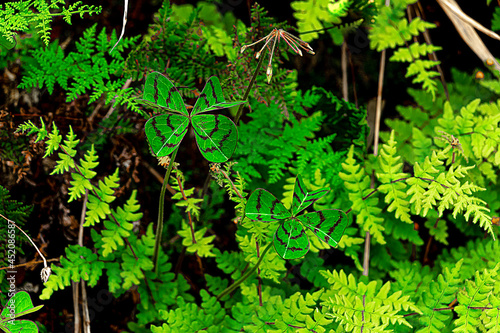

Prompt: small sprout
xmin=241 ymin=28 xmax=315 ymax=83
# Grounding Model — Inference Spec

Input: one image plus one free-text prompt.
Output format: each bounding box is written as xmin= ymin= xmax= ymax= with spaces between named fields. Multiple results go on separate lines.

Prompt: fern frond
xmin=417 ymin=259 xmax=463 ymax=332
xmin=85 ymin=169 xmax=120 ymax=226
xmin=390 ymin=42 xmax=442 ymax=62
xmin=454 ymin=263 xmax=500 ymax=333
xmin=40 ymin=245 xmax=104 ymax=300
xmin=320 ymin=269 xmax=421 ymax=332
xmin=178 ymin=221 xmax=216 ymax=258
xmin=377 ymin=130 xmax=412 ymax=223
xmin=340 ymin=146 xmax=385 ymax=244
xmin=291 ymin=0 xmax=332 ymax=42
xmin=0 ymin=1 xmax=101 ymax=45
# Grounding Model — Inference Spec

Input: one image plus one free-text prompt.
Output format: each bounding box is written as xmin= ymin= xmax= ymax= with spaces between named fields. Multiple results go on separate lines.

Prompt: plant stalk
xmin=216 ymin=242 xmax=272 ymax=301
xmin=365 ymin=0 xmax=390 ymax=278
xmin=234 ymin=50 xmax=266 ymax=125
xmin=152 ymin=146 xmax=180 ymax=274
xmin=0 ymin=213 xmax=48 ymax=270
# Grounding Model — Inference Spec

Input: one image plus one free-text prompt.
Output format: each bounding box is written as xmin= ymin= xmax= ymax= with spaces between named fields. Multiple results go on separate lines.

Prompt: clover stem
xmin=216 ymin=242 xmax=273 ymax=301
xmin=153 ymin=146 xmax=180 ymax=275
xmin=234 ymin=49 xmax=266 ymax=125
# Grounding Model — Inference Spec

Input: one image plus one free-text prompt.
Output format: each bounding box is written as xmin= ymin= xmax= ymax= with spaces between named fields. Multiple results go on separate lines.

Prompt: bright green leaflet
xmin=0 ymin=35 xmax=15 ymax=50
xmin=0 ymin=291 xmax=43 ymax=333
xmin=143 ymin=72 xmax=245 ymax=163
xmin=292 ymin=174 xmax=330 ymax=215
xmin=245 ymin=175 xmax=348 ymax=259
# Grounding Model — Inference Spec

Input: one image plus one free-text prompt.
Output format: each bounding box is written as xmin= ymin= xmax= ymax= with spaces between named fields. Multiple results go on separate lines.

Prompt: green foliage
xmin=40 ymin=245 xmax=103 ymax=299
xmin=7 ymin=1 xmax=500 ymax=332
xmin=493 ymin=7 xmax=500 ymax=31
xmin=0 ymin=0 xmax=101 ymax=46
xmin=178 ymin=221 xmax=216 ymax=257
xmin=291 ymin=0 xmax=376 ymax=44
xmin=0 ymin=291 xmax=43 ymax=333
xmin=381 ymin=70 xmax=500 ymax=242
xmin=340 ymin=145 xmax=386 ymax=244
xmin=245 ymin=174 xmax=348 ymax=259
xmin=233 ymin=91 xmax=340 ymax=185
xmin=16 ymin=119 xmax=194 ymax=329
xmin=170 ymin=2 xmax=243 ymax=61
xmin=377 ymin=131 xmax=412 ymax=224
xmin=124 ymin=0 xmax=226 ymax=88
xmin=291 ymin=0 xmax=332 ymax=42
xmin=321 ymin=269 xmax=421 ymax=331
xmin=370 ymin=0 xmax=440 ymax=98
xmin=454 ymin=263 xmax=500 ymax=332
xmin=142 ymin=72 xmax=244 ymax=162
xmin=18 ymin=23 xmax=139 ymax=105
xmin=417 ymin=259 xmax=462 ymax=332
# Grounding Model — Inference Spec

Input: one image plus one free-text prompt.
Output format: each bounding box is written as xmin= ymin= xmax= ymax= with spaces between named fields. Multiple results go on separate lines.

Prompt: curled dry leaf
xmin=437 ymin=0 xmax=500 ymax=72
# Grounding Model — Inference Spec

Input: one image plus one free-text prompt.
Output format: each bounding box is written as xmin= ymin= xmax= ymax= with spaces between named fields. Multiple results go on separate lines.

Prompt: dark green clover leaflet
xmin=245 ymin=175 xmax=348 ymax=259
xmin=143 ymin=72 xmax=245 ymax=163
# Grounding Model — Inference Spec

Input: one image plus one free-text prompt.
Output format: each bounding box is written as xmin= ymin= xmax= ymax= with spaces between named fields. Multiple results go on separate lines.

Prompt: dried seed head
xmin=41 ymin=266 xmax=52 ymax=283
xmin=266 ymin=65 xmax=273 ymax=83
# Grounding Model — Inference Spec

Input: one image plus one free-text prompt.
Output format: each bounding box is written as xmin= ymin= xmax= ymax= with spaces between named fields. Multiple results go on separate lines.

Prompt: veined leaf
xmin=142 ymin=73 xmax=241 ymax=162
xmin=291 ymin=174 xmax=329 ymax=215
xmin=245 ymin=189 xmax=291 ymax=222
xmin=191 ymin=76 xmax=245 ymax=115
xmin=145 ymin=114 xmax=189 ymax=157
xmin=274 ymin=218 xmax=309 ymax=259
xmin=246 ymin=175 xmax=348 ymax=260
xmin=143 ymin=72 xmax=187 ymax=115
xmin=297 ymin=209 xmax=348 ymax=247
xmin=192 ymin=114 xmax=238 ymax=163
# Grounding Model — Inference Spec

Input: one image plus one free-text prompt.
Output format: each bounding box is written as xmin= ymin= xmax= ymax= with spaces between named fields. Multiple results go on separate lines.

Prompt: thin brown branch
xmin=342 ymin=42 xmax=348 ymax=102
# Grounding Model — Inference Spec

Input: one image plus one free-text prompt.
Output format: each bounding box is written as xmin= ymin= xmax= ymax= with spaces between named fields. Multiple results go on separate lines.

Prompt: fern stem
xmin=175 ymin=173 xmax=197 ymax=244
xmin=342 ymin=42 xmax=348 ymax=102
xmin=216 ymin=242 xmax=273 ymax=301
xmin=234 ymin=50 xmax=266 ymax=125
xmin=366 ymin=0 xmax=390 ymax=278
xmin=423 ymin=218 xmax=440 ymax=264
xmin=256 ymin=240 xmax=263 ymax=306
xmin=220 ymin=168 xmax=243 ymax=199
xmin=153 ymin=146 xmax=180 ymax=274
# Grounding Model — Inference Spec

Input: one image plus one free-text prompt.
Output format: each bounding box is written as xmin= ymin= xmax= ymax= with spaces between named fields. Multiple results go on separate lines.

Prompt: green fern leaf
xmin=291 ymin=0 xmax=332 ymax=42
xmin=454 ymin=263 xmax=500 ymax=332
xmin=417 ymin=259 xmax=463 ymax=332
xmin=377 ymin=130 xmax=412 ymax=223
xmin=178 ymin=221 xmax=216 ymax=257
xmin=340 ymin=146 xmax=385 ymax=244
